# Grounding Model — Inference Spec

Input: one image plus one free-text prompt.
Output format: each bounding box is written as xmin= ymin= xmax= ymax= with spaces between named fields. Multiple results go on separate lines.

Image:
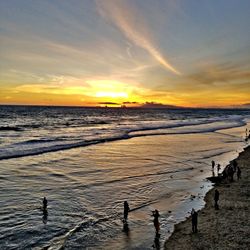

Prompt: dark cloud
xmin=140 ymin=101 xmax=179 ymax=108
xmin=98 ymin=102 xmax=119 ymax=105
xmin=122 ymin=101 xmax=138 ymax=104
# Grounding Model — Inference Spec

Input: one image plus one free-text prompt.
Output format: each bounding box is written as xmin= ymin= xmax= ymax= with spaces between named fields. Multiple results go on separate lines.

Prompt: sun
xmin=95 ymin=91 xmax=128 ymax=98
xmin=86 ymin=79 xmax=131 ymax=100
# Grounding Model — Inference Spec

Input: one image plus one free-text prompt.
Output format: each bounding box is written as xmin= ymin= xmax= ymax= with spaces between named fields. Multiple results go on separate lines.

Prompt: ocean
xmin=0 ymin=106 xmax=249 ymax=249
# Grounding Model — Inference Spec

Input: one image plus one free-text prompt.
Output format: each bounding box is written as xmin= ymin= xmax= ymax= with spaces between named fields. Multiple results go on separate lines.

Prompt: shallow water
xmin=0 ymin=107 xmax=249 ymax=249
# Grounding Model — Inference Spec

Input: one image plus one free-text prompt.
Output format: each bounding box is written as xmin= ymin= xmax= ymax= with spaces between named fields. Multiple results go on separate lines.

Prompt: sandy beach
xmin=165 ymin=145 xmax=250 ymax=250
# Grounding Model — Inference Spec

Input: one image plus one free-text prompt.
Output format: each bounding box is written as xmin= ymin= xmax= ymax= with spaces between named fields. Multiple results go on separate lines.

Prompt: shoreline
xmin=164 ymin=145 xmax=250 ymax=250
xmin=0 ymin=119 xmax=248 ymax=249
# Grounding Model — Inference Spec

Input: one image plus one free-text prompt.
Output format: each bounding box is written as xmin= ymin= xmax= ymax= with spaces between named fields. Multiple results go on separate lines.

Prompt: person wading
xmin=152 ymin=209 xmax=160 ymax=234
xmin=123 ymin=201 xmax=130 ymax=222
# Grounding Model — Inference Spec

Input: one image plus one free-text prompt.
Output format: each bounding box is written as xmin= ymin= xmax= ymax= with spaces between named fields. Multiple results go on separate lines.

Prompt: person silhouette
xmin=214 ymin=189 xmax=219 ymax=210
xmin=123 ymin=201 xmax=130 ymax=222
xmin=211 ymin=160 xmax=215 ymax=171
xmin=152 ymin=209 xmax=160 ymax=234
xmin=217 ymin=164 xmax=221 ymax=175
xmin=42 ymin=197 xmax=48 ymax=224
xmin=233 ymin=160 xmax=238 ymax=172
xmin=191 ymin=208 xmax=198 ymax=233
xmin=43 ymin=197 xmax=47 ymax=211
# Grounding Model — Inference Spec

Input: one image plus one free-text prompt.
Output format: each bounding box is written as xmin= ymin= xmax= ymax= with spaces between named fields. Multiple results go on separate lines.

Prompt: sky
xmin=0 ymin=0 xmax=250 ymax=107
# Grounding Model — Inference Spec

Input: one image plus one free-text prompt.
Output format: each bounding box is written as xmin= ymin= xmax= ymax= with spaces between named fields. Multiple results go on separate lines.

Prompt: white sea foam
xmin=0 ymin=108 xmax=249 ymax=160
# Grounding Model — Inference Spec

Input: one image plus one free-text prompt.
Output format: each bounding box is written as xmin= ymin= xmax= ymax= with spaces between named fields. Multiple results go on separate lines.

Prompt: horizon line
xmin=0 ymin=103 xmax=249 ymax=110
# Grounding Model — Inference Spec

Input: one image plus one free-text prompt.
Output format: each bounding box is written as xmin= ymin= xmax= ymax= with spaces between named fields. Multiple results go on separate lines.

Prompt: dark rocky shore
xmin=165 ymin=146 xmax=250 ymax=250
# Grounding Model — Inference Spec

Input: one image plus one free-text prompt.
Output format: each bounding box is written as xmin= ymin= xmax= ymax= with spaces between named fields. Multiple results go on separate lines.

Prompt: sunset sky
xmin=0 ymin=0 xmax=249 ymax=107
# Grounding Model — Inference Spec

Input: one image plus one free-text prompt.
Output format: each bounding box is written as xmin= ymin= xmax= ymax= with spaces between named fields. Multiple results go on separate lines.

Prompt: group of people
xmin=212 ymin=159 xmax=241 ymax=181
xmin=41 ymin=155 xmax=243 ymax=236
xmin=133 ymin=158 xmax=243 ymax=235
xmin=221 ymin=160 xmax=241 ymax=182
xmin=191 ymin=188 xmax=220 ymax=233
xmin=192 ymin=157 xmax=244 ymax=233
xmin=211 ymin=160 xmax=221 ymax=176
xmin=123 ymin=201 xmax=160 ymax=235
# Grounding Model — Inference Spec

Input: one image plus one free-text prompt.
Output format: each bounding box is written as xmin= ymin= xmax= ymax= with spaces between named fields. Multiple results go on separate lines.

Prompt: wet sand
xmin=164 ymin=145 xmax=250 ymax=250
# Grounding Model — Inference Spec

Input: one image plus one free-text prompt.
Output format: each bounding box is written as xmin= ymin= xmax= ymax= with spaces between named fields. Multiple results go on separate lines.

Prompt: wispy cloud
xmin=1 ymin=0 xmax=249 ymax=106
xmin=96 ymin=0 xmax=180 ymax=75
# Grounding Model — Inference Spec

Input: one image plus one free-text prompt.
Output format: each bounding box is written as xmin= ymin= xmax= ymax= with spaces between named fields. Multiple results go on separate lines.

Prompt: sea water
xmin=0 ymin=106 xmax=249 ymax=249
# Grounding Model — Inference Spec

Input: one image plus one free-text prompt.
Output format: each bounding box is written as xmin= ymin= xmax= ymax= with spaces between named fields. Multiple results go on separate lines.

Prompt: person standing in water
xmin=42 ymin=197 xmax=48 ymax=224
xmin=123 ymin=201 xmax=130 ymax=222
xmin=152 ymin=209 xmax=160 ymax=234
xmin=43 ymin=197 xmax=47 ymax=211
xmin=211 ymin=160 xmax=215 ymax=171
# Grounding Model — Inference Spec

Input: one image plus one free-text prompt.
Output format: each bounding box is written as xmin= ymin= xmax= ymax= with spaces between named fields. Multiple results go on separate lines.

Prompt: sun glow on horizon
xmin=95 ymin=91 xmax=128 ymax=98
xmin=0 ymin=1 xmax=250 ymax=107
xmin=86 ymin=79 xmax=134 ymax=100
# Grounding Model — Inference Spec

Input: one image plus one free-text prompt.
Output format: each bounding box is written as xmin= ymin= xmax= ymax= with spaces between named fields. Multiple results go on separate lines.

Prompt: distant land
xmin=229 ymin=103 xmax=250 ymax=109
xmin=0 ymin=103 xmax=250 ymax=109
xmin=240 ymin=103 xmax=250 ymax=108
xmin=138 ymin=102 xmax=182 ymax=109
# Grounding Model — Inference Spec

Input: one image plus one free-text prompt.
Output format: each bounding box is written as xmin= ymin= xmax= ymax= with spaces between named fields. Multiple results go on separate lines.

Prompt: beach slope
xmin=165 ymin=146 xmax=250 ymax=250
